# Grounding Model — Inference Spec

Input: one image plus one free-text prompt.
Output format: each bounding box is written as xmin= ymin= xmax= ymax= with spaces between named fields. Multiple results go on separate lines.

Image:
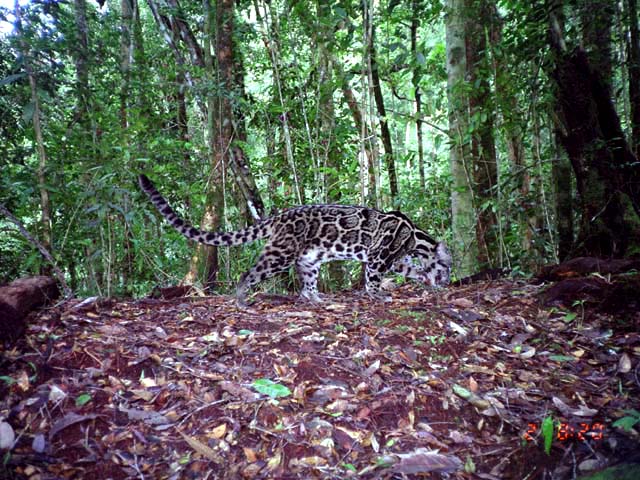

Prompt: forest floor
xmin=1 ymin=277 xmax=640 ymax=479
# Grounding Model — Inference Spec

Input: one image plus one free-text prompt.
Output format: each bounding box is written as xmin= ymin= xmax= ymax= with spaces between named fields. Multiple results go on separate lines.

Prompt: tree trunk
xmin=335 ymin=61 xmax=378 ymax=204
xmin=120 ymin=0 xmax=133 ymax=129
xmin=490 ymin=3 xmax=532 ymax=264
xmin=466 ymin=0 xmax=498 ymax=268
xmin=551 ymin=0 xmax=640 ymax=257
xmin=164 ymin=0 xmax=205 ymax=67
xmin=553 ymin=145 xmax=574 ymax=261
xmin=253 ymin=0 xmax=302 ymax=204
xmin=185 ymin=0 xmax=231 ymax=290
xmin=411 ymin=0 xmax=425 ymax=193
xmin=228 ymin=147 xmax=265 ymax=222
xmin=367 ymin=19 xmax=398 ymax=201
xmin=230 ymin=51 xmax=265 ymax=223
xmin=14 ymin=1 xmax=53 ymax=269
xmin=627 ymin=0 xmax=640 ymax=156
xmin=446 ymin=0 xmax=477 ymax=276
xmin=551 ymin=42 xmax=640 ymax=256
xmin=548 ymin=0 xmax=573 ymax=261
xmin=72 ymin=0 xmax=90 ymax=115
xmin=315 ymin=1 xmax=345 ymax=289
xmin=581 ymin=0 xmax=613 ymax=89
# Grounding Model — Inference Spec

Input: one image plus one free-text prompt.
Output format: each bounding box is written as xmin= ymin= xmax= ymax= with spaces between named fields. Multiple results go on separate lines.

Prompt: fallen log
xmin=536 ymin=257 xmax=640 ymax=281
xmin=541 ymin=275 xmax=640 ymax=318
xmin=0 ymin=276 xmax=60 ymax=344
xmin=149 ymin=285 xmax=197 ymax=300
xmin=452 ymin=267 xmax=510 ymax=286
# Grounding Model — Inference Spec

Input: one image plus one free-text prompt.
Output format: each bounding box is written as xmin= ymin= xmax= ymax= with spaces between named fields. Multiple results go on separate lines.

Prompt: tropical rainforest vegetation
xmin=1 ymin=0 xmax=639 ymax=297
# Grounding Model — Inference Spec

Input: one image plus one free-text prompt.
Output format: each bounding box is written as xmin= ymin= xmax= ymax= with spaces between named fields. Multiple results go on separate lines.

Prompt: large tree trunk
xmin=553 ymin=146 xmax=574 ymax=261
xmin=446 ymin=0 xmax=478 ymax=276
xmin=548 ymin=1 xmax=573 ymax=261
xmin=465 ymin=0 xmax=498 ymax=268
xmin=551 ymin=32 xmax=640 ymax=256
xmin=315 ymin=1 xmax=346 ymax=289
xmin=185 ymin=0 xmax=232 ymax=290
xmin=627 ymin=0 xmax=640 ymax=156
xmin=147 ymin=0 xmax=262 ymax=288
xmin=581 ymin=0 xmax=614 ymax=87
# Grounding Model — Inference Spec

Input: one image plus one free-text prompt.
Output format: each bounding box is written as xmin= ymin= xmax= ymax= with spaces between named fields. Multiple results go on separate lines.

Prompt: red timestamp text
xmin=523 ymin=422 xmax=605 ymax=442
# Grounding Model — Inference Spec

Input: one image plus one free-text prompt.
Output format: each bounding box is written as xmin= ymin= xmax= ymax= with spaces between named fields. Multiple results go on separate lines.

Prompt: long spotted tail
xmin=138 ymin=174 xmax=270 ymax=246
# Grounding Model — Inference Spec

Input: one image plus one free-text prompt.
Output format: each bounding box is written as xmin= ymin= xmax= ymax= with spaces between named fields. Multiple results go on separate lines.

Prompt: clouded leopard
xmin=139 ymin=174 xmax=451 ymax=306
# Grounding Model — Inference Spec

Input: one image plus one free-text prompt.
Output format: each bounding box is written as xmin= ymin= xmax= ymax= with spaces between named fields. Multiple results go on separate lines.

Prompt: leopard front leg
xmin=364 ymin=261 xmax=392 ymax=302
xmin=295 ymin=252 xmax=323 ymax=303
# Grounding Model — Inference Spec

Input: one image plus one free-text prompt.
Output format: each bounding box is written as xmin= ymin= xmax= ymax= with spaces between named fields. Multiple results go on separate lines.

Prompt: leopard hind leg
xmin=236 ymin=246 xmax=295 ymax=307
xmin=364 ymin=260 xmax=392 ymax=302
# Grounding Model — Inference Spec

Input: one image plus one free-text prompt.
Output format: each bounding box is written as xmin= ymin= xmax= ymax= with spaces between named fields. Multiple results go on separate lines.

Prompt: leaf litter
xmin=1 ymin=278 xmax=639 ymax=479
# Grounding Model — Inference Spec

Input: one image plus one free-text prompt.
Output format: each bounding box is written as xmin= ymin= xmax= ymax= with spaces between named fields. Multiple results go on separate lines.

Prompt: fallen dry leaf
xmin=49 ymin=413 xmax=98 ymax=439
xmin=618 ymin=353 xmax=632 ymax=373
xmin=393 ymin=448 xmax=462 ymax=474
xmin=0 ymin=421 xmax=15 ymax=449
xmin=180 ymin=432 xmax=223 ymax=463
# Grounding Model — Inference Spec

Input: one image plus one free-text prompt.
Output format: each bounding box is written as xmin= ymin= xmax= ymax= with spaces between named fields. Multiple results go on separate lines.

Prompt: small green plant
xmin=374 ymin=456 xmax=394 ymax=468
xmin=0 ymin=376 xmax=15 ymax=385
xmin=342 ymin=463 xmax=357 ymax=473
xmin=548 ymin=355 xmax=575 ymax=362
xmin=613 ymin=410 xmax=640 ymax=431
xmin=426 ymin=334 xmax=446 ymax=346
xmin=393 ymin=309 xmax=426 ymax=322
xmin=541 ymin=415 xmax=555 ymax=455
xmin=571 ymin=299 xmax=586 ymax=325
xmin=464 ymin=455 xmax=476 ymax=473
xmin=75 ymin=393 xmax=92 ymax=407
xmin=251 ymin=379 xmax=291 ymax=399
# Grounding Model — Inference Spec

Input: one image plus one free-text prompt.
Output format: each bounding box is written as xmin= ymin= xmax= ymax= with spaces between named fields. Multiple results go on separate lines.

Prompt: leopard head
xmin=410 ymin=236 xmax=452 ymax=287
xmin=429 ymin=242 xmax=452 ymax=286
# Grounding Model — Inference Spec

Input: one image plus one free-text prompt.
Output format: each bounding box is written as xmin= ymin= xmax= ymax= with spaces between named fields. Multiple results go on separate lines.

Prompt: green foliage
xmin=541 ymin=415 xmax=555 ymax=455
xmin=612 ymin=410 xmax=640 ymax=432
xmin=548 ymin=355 xmax=575 ymax=363
xmin=251 ymin=379 xmax=292 ymax=399
xmin=75 ymin=393 xmax=92 ymax=407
